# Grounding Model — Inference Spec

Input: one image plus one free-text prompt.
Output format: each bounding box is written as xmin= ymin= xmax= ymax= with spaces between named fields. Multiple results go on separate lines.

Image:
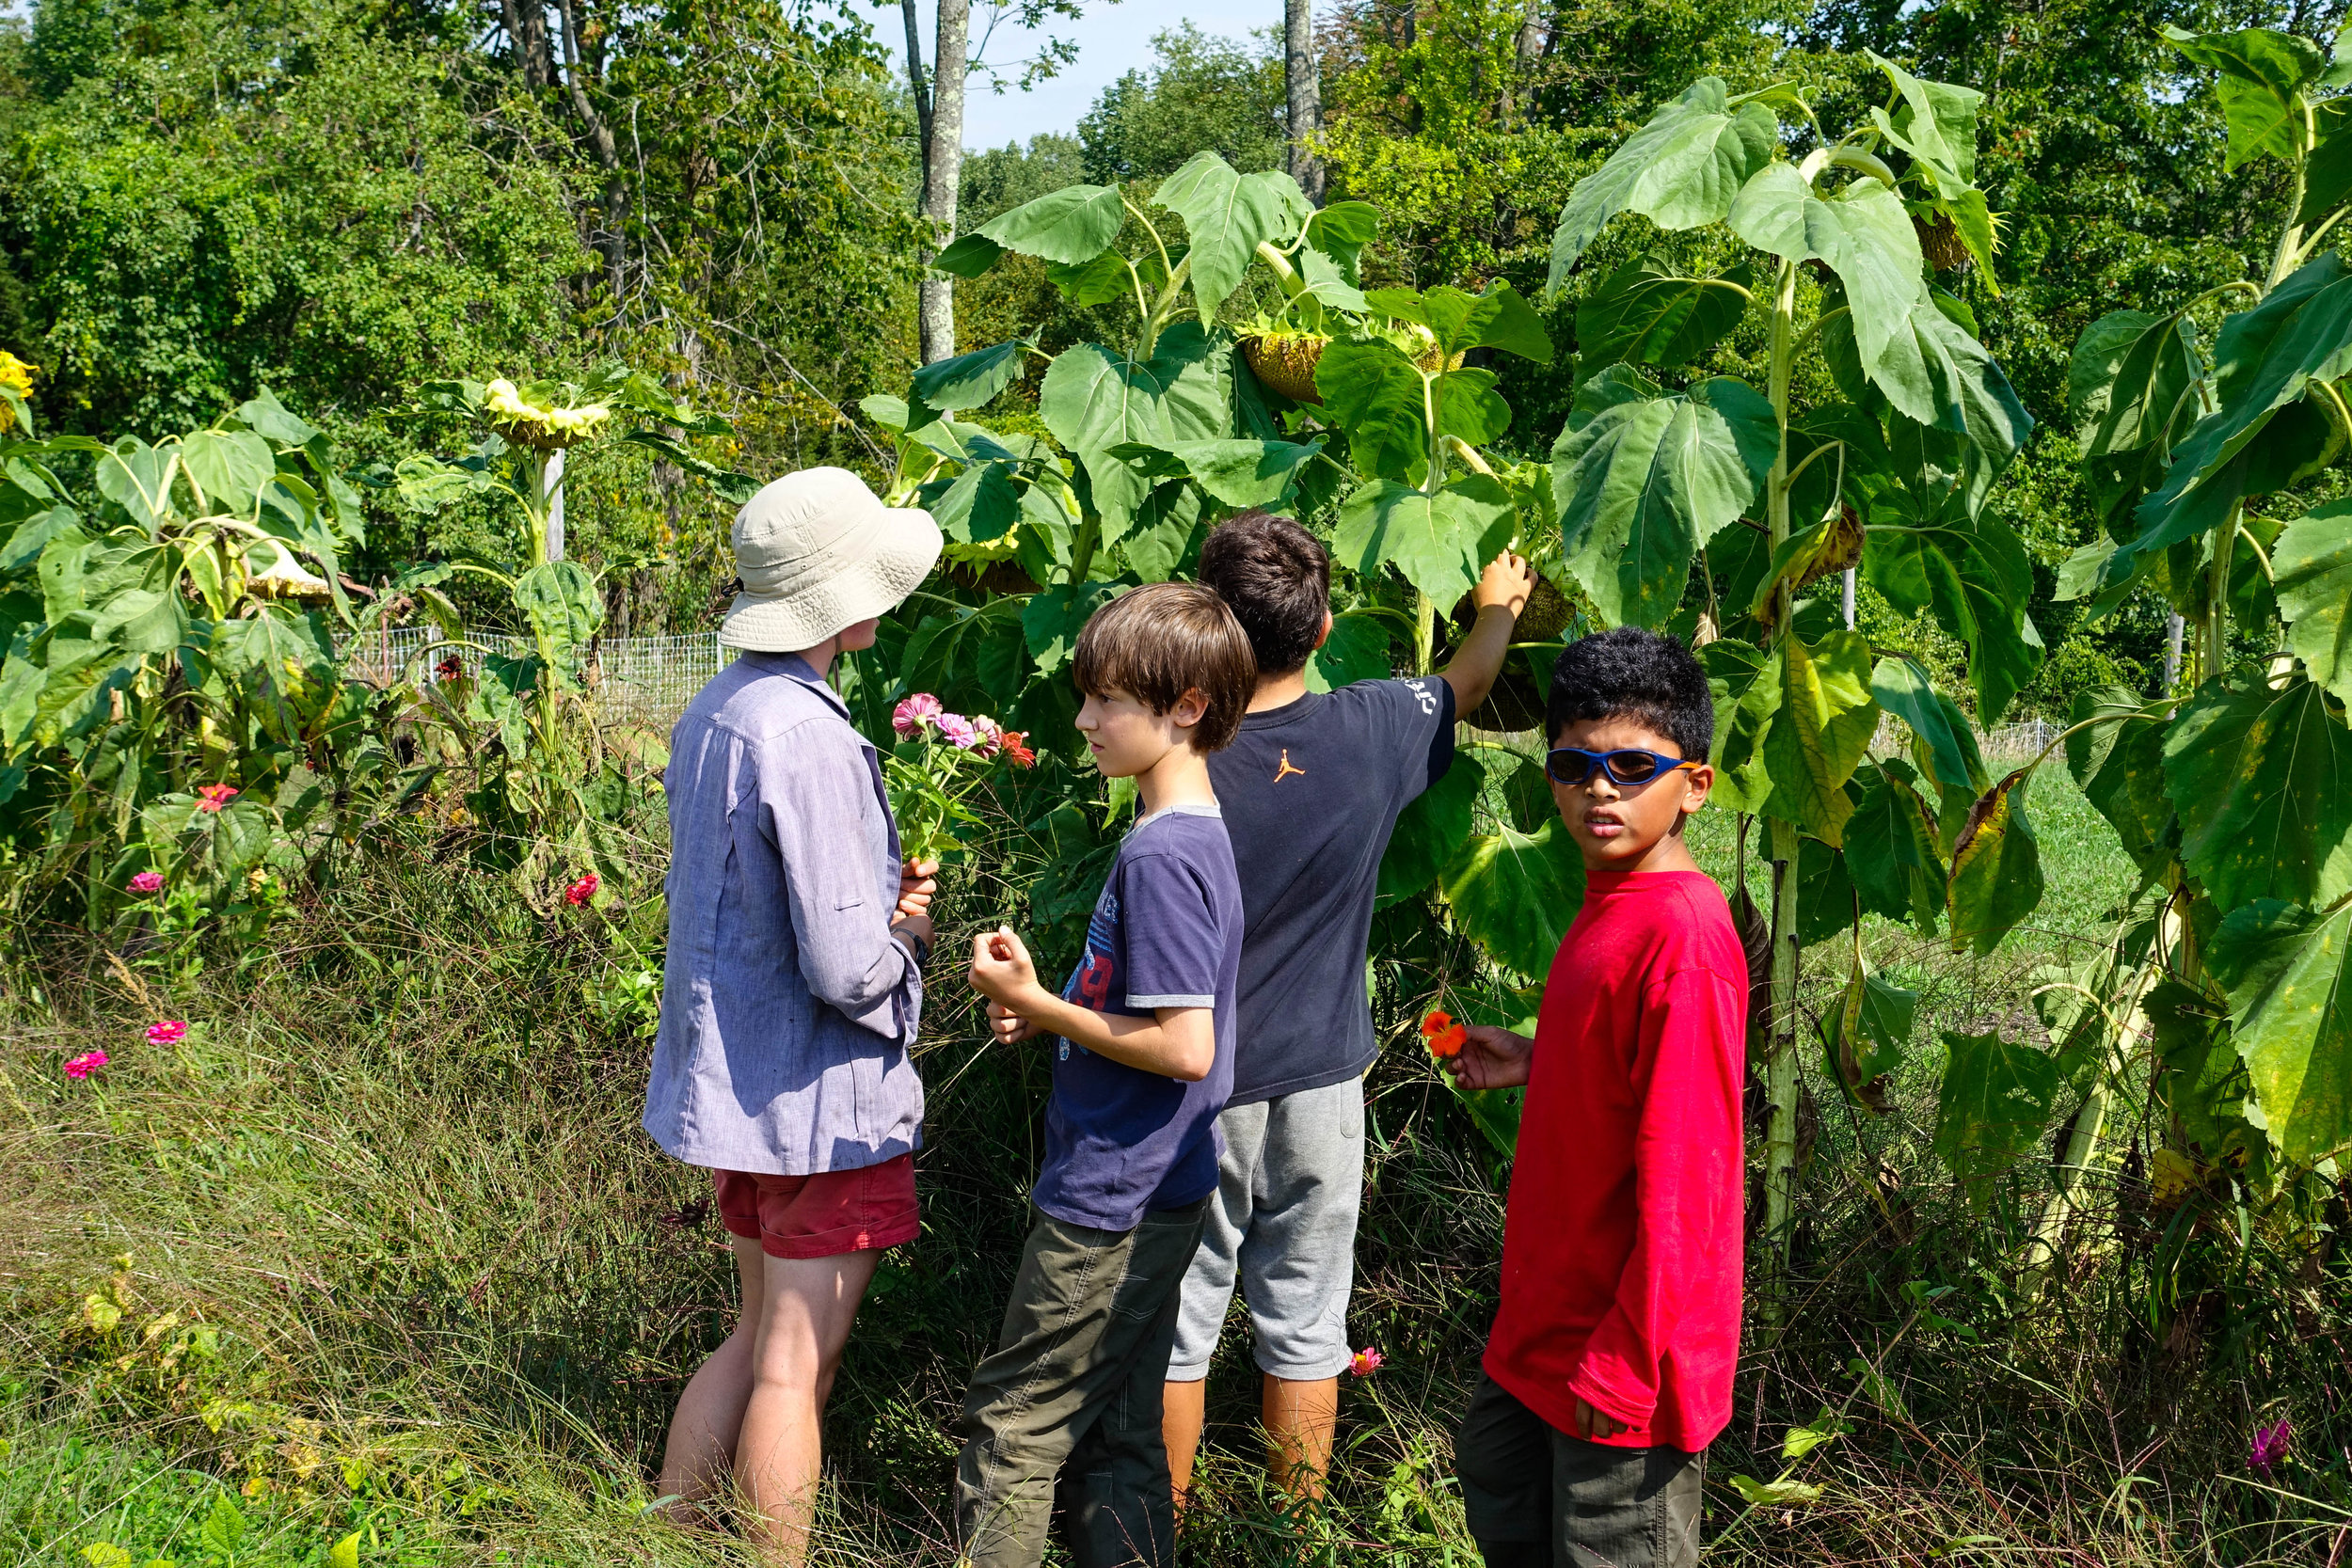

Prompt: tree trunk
xmin=555 ymin=0 xmax=628 ymax=316
xmin=500 ymin=0 xmax=553 ymax=90
xmin=917 ymin=0 xmax=968 ymax=364
xmin=1285 ymin=0 xmax=1324 ymax=203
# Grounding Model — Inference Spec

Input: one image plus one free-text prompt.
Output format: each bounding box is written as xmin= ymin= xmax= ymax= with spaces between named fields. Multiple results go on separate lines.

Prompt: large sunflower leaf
xmin=1332 ymin=475 xmax=1518 ymax=608
xmin=977 ymin=182 xmax=1126 ymax=264
xmin=2068 ymin=309 xmax=2204 ymax=462
xmin=1376 ymin=752 xmax=1487 ymax=905
xmin=1038 ymin=324 xmax=1231 ymax=526
xmin=2164 ymin=672 xmax=2352 ymax=914
xmin=1946 ymin=768 xmax=2044 ymax=956
xmin=1729 ymin=169 xmax=1922 ymax=392
xmin=2065 ymin=687 xmax=2175 ymax=878
xmin=1845 ymin=758 xmax=1947 ymax=931
xmin=1933 ymin=1029 xmax=2061 ymax=1182
xmin=1440 ymin=817 xmax=1589 ymax=977
xmin=2210 ymin=897 xmax=2352 ymax=1164
xmin=1153 ymin=154 xmax=1301 ymax=321
xmin=1315 ymin=337 xmax=1428 ymax=483
xmin=1702 ymin=637 xmax=1779 ymax=814
xmin=1576 ymin=258 xmax=1756 ymax=370
xmin=2162 ymin=24 xmax=2326 ymax=170
xmin=2274 ymin=497 xmax=2352 ymax=707
xmin=1547 ymin=78 xmax=1779 ymax=289
xmin=1760 ymin=627 xmax=1877 ymax=846
xmin=1549 ymin=365 xmax=1777 ymax=628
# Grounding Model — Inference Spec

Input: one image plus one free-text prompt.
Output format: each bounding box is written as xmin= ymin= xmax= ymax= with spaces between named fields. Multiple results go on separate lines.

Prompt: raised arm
xmin=1438 ymin=550 xmax=1534 ymax=718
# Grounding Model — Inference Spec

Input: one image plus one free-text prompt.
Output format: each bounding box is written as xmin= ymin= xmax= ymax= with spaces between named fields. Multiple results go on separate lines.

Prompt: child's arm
xmin=1444 ymin=1023 xmax=1534 ymax=1091
xmin=1437 ymin=550 xmax=1534 ymax=716
xmin=968 ymin=927 xmax=1217 ymax=1082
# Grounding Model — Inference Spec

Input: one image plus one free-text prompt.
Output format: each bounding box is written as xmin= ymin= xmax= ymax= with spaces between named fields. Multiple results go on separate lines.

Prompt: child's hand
xmin=1571 ymin=1398 xmax=1628 ymax=1440
xmin=1445 ymin=1024 xmax=1534 ymax=1091
xmin=1471 ymin=549 xmax=1534 ymax=620
xmin=898 ymin=858 xmax=940 ymax=920
xmin=967 ymin=925 xmax=1040 ymax=1007
xmin=987 ymin=999 xmax=1040 ymax=1045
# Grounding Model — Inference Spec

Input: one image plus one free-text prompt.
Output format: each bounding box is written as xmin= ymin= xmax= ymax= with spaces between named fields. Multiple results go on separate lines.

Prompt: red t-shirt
xmin=1482 ymin=868 xmax=1748 ymax=1452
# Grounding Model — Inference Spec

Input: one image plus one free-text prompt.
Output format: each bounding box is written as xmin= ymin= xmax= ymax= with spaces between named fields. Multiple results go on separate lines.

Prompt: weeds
xmin=2 ymin=774 xmax=2345 ymax=1565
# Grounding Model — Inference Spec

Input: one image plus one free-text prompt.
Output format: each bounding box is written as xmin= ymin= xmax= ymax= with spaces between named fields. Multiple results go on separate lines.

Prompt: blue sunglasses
xmin=1544 ymin=746 xmax=1699 ymax=787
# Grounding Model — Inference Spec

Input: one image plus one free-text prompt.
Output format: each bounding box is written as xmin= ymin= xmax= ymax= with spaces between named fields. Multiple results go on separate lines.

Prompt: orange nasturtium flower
xmin=1421 ymin=1009 xmax=1468 ymax=1059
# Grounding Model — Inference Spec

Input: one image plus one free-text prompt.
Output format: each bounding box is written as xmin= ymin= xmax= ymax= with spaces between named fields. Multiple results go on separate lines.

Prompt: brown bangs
xmin=1071 ymin=581 xmax=1258 ymax=752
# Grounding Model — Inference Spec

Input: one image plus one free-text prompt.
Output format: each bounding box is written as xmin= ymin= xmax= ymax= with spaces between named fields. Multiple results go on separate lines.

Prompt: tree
xmin=1287 ymin=0 xmax=1325 ymax=201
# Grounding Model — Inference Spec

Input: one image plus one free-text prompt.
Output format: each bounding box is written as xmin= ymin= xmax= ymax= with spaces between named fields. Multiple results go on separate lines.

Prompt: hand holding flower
xmin=898 ymin=858 xmax=940 ymax=921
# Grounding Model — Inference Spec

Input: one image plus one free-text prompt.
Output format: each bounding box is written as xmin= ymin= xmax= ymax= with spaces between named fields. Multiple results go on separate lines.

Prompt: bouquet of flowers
xmin=884 ymin=693 xmax=1036 ymax=862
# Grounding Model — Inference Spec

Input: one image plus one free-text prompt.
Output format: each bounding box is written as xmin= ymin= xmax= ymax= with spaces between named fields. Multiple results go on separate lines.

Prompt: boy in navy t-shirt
xmin=958 ymin=581 xmax=1257 ymax=1568
xmin=1166 ymin=511 xmax=1531 ymax=1505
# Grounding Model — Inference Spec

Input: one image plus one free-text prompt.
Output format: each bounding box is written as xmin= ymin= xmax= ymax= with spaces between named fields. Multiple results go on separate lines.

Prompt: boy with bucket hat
xmin=643 ymin=467 xmax=943 ymax=1562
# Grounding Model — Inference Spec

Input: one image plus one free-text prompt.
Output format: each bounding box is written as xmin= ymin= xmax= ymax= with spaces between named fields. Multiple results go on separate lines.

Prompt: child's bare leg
xmin=658 ymin=1235 xmax=768 ymax=1523
xmin=1263 ymin=1373 xmax=1338 ymax=1502
xmin=736 ymin=1249 xmax=882 ymax=1566
xmin=1163 ymin=1376 xmax=1207 ymax=1505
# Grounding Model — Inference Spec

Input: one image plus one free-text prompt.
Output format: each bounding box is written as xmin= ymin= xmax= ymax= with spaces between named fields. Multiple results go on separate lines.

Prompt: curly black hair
xmin=1543 ymin=626 xmax=1713 ymax=761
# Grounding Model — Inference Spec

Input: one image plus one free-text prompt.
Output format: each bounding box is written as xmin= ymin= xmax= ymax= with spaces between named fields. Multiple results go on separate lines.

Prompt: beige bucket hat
xmin=717 ymin=467 xmax=942 ymax=653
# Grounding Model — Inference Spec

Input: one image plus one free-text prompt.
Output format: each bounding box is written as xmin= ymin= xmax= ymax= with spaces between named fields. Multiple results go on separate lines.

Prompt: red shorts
xmin=712 ymin=1153 xmax=919 ymax=1259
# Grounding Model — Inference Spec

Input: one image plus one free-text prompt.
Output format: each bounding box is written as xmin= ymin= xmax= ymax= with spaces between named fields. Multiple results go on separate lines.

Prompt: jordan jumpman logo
xmin=1273 ymin=749 xmax=1307 ymax=783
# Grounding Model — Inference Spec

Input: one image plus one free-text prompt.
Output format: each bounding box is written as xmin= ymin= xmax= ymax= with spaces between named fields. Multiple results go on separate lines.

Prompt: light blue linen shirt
xmin=642 ymin=651 xmax=925 ymax=1175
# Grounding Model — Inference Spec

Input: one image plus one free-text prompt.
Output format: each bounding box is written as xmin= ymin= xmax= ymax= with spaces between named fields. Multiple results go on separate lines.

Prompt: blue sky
xmin=880 ymin=0 xmax=1279 ymax=150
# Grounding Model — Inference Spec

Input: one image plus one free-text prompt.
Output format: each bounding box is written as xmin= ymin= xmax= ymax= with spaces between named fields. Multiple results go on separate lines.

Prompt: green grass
xmin=2 ymin=777 xmax=2346 ymax=1566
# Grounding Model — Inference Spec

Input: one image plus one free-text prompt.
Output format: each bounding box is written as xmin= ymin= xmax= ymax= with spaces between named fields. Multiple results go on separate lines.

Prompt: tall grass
xmin=2 ymin=768 xmax=2345 ymax=1565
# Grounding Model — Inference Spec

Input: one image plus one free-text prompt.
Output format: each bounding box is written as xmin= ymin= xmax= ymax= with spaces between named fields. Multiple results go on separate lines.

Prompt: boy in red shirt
xmin=1443 ymin=626 xmax=1747 ymax=1568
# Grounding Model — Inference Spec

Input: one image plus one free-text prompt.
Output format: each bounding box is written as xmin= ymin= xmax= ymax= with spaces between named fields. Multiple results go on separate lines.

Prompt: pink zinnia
xmin=128 ymin=872 xmax=164 ymax=895
xmin=564 ymin=872 xmax=599 ymax=907
xmin=935 ymin=713 xmax=977 ymax=750
xmin=146 ymin=1021 xmax=187 ymax=1046
xmin=1348 ymin=1346 xmax=1385 ymax=1377
xmin=971 ymin=716 xmax=1003 ymax=757
xmin=195 ymin=784 xmax=238 ymax=813
xmin=64 ymin=1050 xmax=107 ymax=1079
xmin=892 ymin=694 xmax=943 ymax=736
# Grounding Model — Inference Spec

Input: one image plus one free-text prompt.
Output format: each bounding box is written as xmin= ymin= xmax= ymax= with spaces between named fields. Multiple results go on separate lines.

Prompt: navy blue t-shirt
xmin=1207 ymin=676 xmax=1455 ymax=1104
xmin=1033 ymin=802 xmax=1244 ymax=1230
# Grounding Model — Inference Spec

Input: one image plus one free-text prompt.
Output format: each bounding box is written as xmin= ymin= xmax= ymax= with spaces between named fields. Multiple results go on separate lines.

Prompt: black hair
xmin=1198 ymin=511 xmax=1330 ymax=676
xmin=1544 ymin=626 xmax=1713 ymax=761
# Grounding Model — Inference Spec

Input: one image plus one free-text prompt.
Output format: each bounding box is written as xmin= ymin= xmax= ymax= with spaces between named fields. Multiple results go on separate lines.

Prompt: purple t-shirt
xmin=1032 ymin=802 xmax=1242 ymax=1230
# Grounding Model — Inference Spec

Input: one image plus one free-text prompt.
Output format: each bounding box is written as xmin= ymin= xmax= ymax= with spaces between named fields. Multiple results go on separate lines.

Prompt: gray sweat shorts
xmin=1168 ymin=1074 xmax=1364 ymax=1382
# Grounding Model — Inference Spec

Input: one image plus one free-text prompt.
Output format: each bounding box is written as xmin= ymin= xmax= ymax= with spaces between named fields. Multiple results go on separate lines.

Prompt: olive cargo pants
xmin=954 ymin=1197 xmax=1209 ymax=1568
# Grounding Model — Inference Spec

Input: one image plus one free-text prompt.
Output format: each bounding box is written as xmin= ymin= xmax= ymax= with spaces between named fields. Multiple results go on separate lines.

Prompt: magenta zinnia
xmin=892 ymin=693 xmax=943 ymax=736
xmin=1348 ymin=1346 xmax=1385 ymax=1377
xmin=64 ymin=1050 xmax=107 ymax=1079
xmin=2249 ymin=1418 xmax=2292 ymax=1476
xmin=128 ymin=872 xmax=164 ymax=895
xmin=934 ymin=713 xmax=977 ymax=750
xmin=146 ymin=1021 xmax=187 ymax=1046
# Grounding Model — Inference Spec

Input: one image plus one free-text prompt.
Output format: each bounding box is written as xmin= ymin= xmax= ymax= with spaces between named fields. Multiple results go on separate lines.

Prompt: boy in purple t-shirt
xmin=957 ymin=582 xmax=1257 ymax=1568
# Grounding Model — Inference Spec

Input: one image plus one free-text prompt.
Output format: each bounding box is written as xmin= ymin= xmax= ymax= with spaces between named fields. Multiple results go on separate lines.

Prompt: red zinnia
xmin=564 ymin=872 xmax=599 ymax=907
xmin=195 ymin=784 xmax=239 ymax=813
xmin=1001 ymin=731 xmax=1036 ymax=768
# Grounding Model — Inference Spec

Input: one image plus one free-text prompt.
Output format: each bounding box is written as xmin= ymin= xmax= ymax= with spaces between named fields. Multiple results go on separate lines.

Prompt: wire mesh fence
xmin=339 ymin=626 xmax=736 ymax=727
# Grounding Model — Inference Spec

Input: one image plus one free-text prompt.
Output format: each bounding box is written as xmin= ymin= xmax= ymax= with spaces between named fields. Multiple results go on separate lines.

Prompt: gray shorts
xmin=1168 ymin=1074 xmax=1364 ymax=1382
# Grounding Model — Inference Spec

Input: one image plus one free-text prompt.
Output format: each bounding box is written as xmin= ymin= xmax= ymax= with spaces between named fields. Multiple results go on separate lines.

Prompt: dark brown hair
xmin=1198 ymin=511 xmax=1330 ymax=676
xmin=1072 ymin=581 xmax=1257 ymax=752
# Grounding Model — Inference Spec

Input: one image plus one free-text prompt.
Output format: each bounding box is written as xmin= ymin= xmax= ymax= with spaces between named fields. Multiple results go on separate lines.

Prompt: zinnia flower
xmin=435 ymin=654 xmax=464 ymax=683
xmin=1001 ymin=731 xmax=1036 ymax=768
xmin=1422 ymin=1009 xmax=1468 ymax=1060
xmin=564 ymin=872 xmax=599 ymax=907
xmin=146 ymin=1021 xmax=187 ymax=1046
xmin=1348 ymin=1346 xmax=1385 ymax=1377
xmin=128 ymin=872 xmax=164 ymax=895
xmin=2249 ymin=1418 xmax=2292 ymax=1476
xmin=64 ymin=1050 xmax=107 ymax=1079
xmin=195 ymin=784 xmax=239 ymax=813
xmin=893 ymin=694 xmax=943 ymax=736
xmin=935 ymin=713 xmax=977 ymax=751
xmin=972 ymin=716 xmax=1003 ymax=757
